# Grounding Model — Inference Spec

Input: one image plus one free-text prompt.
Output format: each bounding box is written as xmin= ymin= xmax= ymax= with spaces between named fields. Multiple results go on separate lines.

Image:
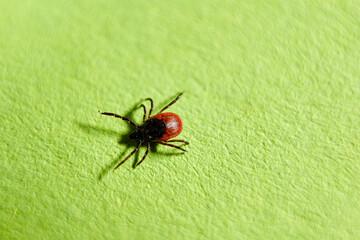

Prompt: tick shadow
xmin=78 ymin=99 xmax=186 ymax=181
xmin=77 ymin=102 xmax=140 ymax=179
xmin=96 ymin=137 xmax=185 ymax=180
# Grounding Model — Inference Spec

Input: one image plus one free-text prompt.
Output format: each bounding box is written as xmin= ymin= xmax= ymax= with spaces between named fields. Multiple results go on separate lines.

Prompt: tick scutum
xmin=129 ymin=118 xmax=166 ymax=141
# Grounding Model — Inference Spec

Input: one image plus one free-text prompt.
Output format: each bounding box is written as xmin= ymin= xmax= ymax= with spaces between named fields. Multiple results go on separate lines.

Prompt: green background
xmin=1 ymin=0 xmax=359 ymax=239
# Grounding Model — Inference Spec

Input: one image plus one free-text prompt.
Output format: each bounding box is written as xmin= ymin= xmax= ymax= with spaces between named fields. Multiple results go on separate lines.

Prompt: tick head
xmin=129 ymin=129 xmax=144 ymax=140
xmin=129 ymin=119 xmax=166 ymax=141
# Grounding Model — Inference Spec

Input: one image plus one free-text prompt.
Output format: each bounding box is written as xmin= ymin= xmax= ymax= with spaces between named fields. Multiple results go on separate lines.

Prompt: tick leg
xmin=99 ymin=111 xmax=139 ymax=128
xmin=139 ymin=104 xmax=147 ymax=123
xmin=113 ymin=141 xmax=142 ymax=171
xmin=145 ymin=98 xmax=154 ymax=117
xmin=158 ymin=141 xmax=187 ymax=152
xmin=164 ymin=140 xmax=189 ymax=145
xmin=158 ymin=92 xmax=183 ymax=114
xmin=135 ymin=142 xmax=150 ymax=167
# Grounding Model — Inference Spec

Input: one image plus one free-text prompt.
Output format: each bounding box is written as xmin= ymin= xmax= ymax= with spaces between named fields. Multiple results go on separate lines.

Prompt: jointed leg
xmin=99 ymin=111 xmax=138 ymax=128
xmin=164 ymin=139 xmax=189 ymax=145
xmin=113 ymin=141 xmax=142 ymax=171
xmin=158 ymin=142 xmax=187 ymax=152
xmin=158 ymin=92 xmax=183 ymax=114
xmin=139 ymin=104 xmax=147 ymax=123
xmin=145 ymin=98 xmax=154 ymax=117
xmin=135 ymin=142 xmax=150 ymax=167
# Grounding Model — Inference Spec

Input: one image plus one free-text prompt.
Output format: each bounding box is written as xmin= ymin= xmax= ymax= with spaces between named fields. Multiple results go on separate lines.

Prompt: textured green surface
xmin=1 ymin=0 xmax=360 ymax=239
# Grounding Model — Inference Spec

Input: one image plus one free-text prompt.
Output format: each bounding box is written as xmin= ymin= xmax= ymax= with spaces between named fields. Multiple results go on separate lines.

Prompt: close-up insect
xmin=99 ymin=93 xmax=189 ymax=170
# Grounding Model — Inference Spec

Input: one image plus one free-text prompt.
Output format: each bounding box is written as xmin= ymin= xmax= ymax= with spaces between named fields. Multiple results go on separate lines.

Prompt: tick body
xmin=99 ymin=93 xmax=188 ymax=169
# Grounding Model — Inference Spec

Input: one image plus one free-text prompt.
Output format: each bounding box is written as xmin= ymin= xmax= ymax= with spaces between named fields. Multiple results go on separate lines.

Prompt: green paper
xmin=1 ymin=0 xmax=359 ymax=239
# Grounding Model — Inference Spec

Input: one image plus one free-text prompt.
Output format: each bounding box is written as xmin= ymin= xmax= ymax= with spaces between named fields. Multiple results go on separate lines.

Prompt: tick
xmin=99 ymin=92 xmax=189 ymax=169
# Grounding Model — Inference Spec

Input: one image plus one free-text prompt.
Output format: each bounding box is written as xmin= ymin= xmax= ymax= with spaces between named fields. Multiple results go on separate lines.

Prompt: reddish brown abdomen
xmin=150 ymin=112 xmax=182 ymax=141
